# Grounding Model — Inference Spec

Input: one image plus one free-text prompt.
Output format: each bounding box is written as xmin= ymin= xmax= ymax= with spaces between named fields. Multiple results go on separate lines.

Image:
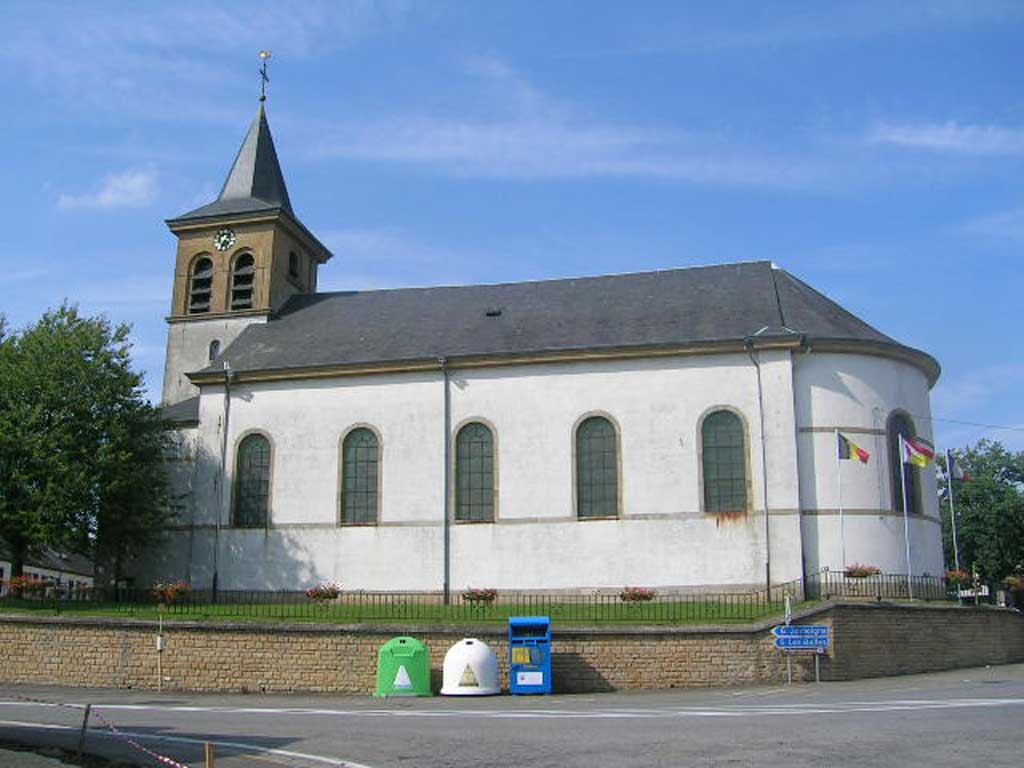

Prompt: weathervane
xmin=258 ymin=50 xmax=272 ymax=102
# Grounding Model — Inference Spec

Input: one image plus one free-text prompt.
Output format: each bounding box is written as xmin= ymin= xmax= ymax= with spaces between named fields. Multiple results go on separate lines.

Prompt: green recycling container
xmin=375 ymin=636 xmax=433 ymax=696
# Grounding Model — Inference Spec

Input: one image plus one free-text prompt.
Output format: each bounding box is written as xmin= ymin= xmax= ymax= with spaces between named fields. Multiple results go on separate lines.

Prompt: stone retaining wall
xmin=0 ymin=602 xmax=1020 ymax=694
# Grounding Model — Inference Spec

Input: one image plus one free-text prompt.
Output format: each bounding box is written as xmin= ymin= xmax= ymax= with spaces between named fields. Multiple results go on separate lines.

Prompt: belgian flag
xmin=837 ymin=432 xmax=870 ymax=463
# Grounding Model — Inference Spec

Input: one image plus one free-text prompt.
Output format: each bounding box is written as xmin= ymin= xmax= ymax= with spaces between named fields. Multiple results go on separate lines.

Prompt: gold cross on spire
xmin=258 ymin=50 xmax=272 ymax=102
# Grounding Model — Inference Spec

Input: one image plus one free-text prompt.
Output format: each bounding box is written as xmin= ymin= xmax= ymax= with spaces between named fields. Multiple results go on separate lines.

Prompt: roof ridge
xmin=308 ymin=260 xmax=775 ymax=299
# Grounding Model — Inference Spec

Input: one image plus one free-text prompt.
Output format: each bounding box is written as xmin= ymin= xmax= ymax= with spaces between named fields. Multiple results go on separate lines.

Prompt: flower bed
xmin=306 ymin=582 xmax=343 ymax=601
xmin=620 ymin=586 xmax=657 ymax=602
xmin=462 ymin=588 xmax=498 ymax=604
xmin=844 ymin=564 xmax=881 ymax=579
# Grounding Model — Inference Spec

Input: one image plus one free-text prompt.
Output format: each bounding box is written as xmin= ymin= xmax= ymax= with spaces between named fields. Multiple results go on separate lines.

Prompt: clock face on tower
xmin=213 ymin=228 xmax=237 ymax=251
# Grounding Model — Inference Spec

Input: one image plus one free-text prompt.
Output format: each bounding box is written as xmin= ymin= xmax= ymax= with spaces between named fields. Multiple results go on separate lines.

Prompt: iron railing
xmin=805 ymin=571 xmax=956 ymax=602
xmin=0 ymin=584 xmax=798 ymax=625
xmin=0 ymin=572 xmax=996 ymax=624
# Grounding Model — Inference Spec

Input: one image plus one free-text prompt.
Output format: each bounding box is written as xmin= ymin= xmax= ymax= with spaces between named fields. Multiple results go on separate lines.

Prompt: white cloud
xmin=311 ymin=59 xmax=826 ymax=189
xmin=318 ymin=228 xmax=488 ymax=291
xmin=59 ymin=169 xmax=159 ymax=210
xmin=569 ymin=2 xmax=1024 ymax=57
xmin=932 ymin=364 xmax=1024 ymax=415
xmin=4 ymin=268 xmax=51 ymax=283
xmin=1 ymin=2 xmax=415 ymax=121
xmin=867 ymin=122 xmax=1024 ymax=155
xmin=960 ymin=207 xmax=1024 ymax=241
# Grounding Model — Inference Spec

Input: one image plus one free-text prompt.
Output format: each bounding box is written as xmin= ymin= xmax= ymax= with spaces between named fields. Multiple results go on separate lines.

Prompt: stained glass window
xmin=233 ymin=434 xmax=270 ymax=527
xmin=702 ymin=411 xmax=748 ymax=513
xmin=455 ymin=422 xmax=495 ymax=522
xmin=341 ymin=428 xmax=379 ymax=524
xmin=576 ymin=416 xmax=618 ymax=518
xmin=888 ymin=413 xmax=921 ymax=515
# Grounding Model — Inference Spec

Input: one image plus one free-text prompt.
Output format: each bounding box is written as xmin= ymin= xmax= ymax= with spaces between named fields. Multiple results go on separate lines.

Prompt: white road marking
xmin=3 ymin=697 xmax=1024 ymax=720
xmin=0 ymin=718 xmax=378 ymax=768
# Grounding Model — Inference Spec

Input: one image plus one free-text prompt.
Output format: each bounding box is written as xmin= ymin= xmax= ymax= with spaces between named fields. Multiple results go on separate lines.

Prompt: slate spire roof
xmin=169 ymin=104 xmax=293 ymax=222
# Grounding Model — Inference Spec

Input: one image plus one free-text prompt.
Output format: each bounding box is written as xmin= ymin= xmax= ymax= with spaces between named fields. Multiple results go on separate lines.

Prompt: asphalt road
xmin=2 ymin=664 xmax=1023 ymax=768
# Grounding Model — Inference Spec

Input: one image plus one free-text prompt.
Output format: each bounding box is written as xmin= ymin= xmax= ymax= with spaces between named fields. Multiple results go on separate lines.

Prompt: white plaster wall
xmin=162 ymin=354 xmax=804 ymax=592
xmin=143 ymin=348 xmax=940 ymax=593
xmin=161 ymin=315 xmax=266 ymax=405
xmin=793 ymin=352 xmax=944 ymax=578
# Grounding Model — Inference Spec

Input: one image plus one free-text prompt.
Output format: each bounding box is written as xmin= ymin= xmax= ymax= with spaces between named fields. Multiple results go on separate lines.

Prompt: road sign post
xmin=773 ymin=625 xmax=829 ymax=684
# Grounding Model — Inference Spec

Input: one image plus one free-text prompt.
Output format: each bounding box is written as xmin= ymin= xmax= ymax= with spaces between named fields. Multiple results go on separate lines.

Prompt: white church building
xmin=137 ymin=101 xmax=945 ymax=595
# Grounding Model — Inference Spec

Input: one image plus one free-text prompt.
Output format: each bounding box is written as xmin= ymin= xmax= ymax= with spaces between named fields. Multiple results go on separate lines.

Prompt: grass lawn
xmin=0 ymin=598 xmax=796 ymax=627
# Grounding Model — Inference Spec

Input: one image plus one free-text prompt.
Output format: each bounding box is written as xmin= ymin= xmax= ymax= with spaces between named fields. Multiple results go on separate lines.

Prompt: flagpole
xmin=900 ymin=434 xmax=913 ymax=600
xmin=947 ymin=448 xmax=961 ymax=573
xmin=836 ymin=429 xmax=846 ymax=571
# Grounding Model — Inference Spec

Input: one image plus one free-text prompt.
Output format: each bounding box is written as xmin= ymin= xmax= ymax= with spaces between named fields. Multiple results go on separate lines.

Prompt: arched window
xmin=230 ymin=253 xmax=255 ymax=310
xmin=208 ymin=339 xmax=221 ymax=362
xmin=888 ymin=412 xmax=921 ymax=516
xmin=340 ymin=428 xmax=380 ymax=525
xmin=575 ymin=416 xmax=618 ymax=518
xmin=188 ymin=257 xmax=213 ymax=314
xmin=455 ymin=422 xmax=495 ymax=522
xmin=233 ymin=433 xmax=270 ymax=527
xmin=701 ymin=410 xmax=748 ymax=513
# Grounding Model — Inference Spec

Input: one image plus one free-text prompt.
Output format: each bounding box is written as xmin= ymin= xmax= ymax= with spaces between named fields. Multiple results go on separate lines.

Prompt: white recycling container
xmin=440 ymin=638 xmax=501 ymax=696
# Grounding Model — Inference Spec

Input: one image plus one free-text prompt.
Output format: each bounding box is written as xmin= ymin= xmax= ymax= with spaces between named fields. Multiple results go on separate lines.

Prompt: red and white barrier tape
xmin=5 ymin=692 xmax=189 ymax=768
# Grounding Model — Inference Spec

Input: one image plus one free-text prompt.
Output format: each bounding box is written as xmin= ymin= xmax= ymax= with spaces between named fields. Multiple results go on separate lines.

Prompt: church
xmin=137 ymin=98 xmax=945 ymax=596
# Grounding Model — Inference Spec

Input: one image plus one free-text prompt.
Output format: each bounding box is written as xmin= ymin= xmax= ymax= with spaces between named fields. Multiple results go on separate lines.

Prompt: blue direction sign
xmin=772 ymin=624 xmax=829 ymax=653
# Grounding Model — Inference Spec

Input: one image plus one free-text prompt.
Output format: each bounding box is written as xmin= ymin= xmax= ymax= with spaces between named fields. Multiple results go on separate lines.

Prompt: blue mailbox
xmin=508 ymin=615 xmax=552 ymax=695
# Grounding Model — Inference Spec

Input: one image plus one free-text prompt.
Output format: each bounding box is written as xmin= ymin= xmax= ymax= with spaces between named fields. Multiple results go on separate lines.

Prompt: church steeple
xmin=171 ymin=104 xmax=293 ymax=222
xmin=161 ymin=66 xmax=332 ymax=406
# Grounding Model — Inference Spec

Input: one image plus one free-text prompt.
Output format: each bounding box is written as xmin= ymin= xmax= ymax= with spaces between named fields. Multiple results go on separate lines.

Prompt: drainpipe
xmin=440 ymin=358 xmax=452 ymax=605
xmin=214 ymin=361 xmax=235 ymax=601
xmin=745 ymin=334 xmax=772 ymax=593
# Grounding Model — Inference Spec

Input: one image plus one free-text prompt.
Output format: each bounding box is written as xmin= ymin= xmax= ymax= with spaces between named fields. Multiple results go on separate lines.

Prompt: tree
xmin=0 ymin=304 xmax=170 ymax=584
xmin=938 ymin=439 xmax=1024 ymax=582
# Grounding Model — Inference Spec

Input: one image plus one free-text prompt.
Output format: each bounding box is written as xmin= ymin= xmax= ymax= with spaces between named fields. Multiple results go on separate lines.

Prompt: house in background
xmin=0 ymin=541 xmax=94 ymax=596
xmin=134 ymin=99 xmax=944 ymax=595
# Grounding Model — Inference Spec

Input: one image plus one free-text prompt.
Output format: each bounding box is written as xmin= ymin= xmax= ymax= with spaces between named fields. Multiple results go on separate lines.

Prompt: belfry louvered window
xmin=233 ymin=434 xmax=270 ymax=527
xmin=230 ymin=253 xmax=255 ymax=310
xmin=188 ymin=257 xmax=213 ymax=314
xmin=455 ymin=422 xmax=495 ymax=522
xmin=341 ymin=428 xmax=380 ymax=525
xmin=702 ymin=410 xmax=748 ymax=513
xmin=575 ymin=416 xmax=618 ymax=518
xmin=888 ymin=412 xmax=921 ymax=515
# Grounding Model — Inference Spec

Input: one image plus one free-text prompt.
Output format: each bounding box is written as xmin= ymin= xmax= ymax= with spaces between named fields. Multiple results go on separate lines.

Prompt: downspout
xmin=215 ymin=361 xmax=235 ymax=600
xmin=745 ymin=336 xmax=772 ymax=593
xmin=440 ymin=357 xmax=452 ymax=605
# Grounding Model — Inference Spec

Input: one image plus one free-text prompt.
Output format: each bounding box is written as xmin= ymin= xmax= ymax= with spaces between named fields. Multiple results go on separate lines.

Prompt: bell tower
xmin=162 ymin=92 xmax=332 ymax=405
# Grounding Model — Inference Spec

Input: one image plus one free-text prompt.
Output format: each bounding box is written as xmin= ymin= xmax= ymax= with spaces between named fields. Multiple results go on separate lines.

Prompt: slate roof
xmin=0 ymin=539 xmax=94 ymax=578
xmin=193 ymin=261 xmax=939 ymax=382
xmin=162 ymin=396 xmax=200 ymax=425
xmin=169 ymin=104 xmax=292 ymax=223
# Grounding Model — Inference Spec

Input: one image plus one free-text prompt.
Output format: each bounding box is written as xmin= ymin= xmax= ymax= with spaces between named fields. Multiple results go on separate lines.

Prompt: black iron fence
xmin=805 ymin=570 xmax=952 ymax=601
xmin=0 ymin=582 xmax=800 ymax=625
xmin=804 ymin=570 xmax=1004 ymax=604
xmin=0 ymin=571 xmax=1001 ymax=624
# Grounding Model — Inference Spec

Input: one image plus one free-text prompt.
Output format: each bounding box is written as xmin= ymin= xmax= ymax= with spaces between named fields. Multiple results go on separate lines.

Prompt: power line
xmin=920 ymin=415 xmax=1024 ymax=434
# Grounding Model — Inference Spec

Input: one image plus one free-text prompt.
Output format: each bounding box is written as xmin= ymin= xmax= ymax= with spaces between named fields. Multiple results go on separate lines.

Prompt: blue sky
xmin=1 ymin=1 xmax=1021 ymax=451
